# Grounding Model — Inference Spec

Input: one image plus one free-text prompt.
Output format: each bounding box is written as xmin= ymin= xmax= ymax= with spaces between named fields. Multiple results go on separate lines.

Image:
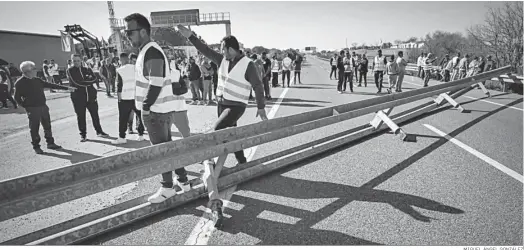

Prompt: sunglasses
xmin=124 ymin=28 xmax=141 ymax=36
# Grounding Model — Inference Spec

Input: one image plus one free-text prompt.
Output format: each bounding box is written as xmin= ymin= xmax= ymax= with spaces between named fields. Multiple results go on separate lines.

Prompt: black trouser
xmin=353 ymin=67 xmax=358 ymax=83
xmin=72 ymin=98 xmax=104 ymax=137
xmin=118 ymin=100 xmax=144 ymax=138
xmin=359 ymin=71 xmax=367 ymax=86
xmin=52 ymin=75 xmax=62 ymax=85
xmin=374 ymin=71 xmax=384 ymax=92
xmin=0 ymin=84 xmax=16 ymax=108
xmin=344 ymin=71 xmax=353 ymax=92
xmin=294 ymin=71 xmax=301 ymax=83
xmin=443 ymin=70 xmax=450 ymax=82
xmin=282 ymin=70 xmax=291 ymax=86
xmin=263 ymin=76 xmax=271 ymax=97
xmin=337 ymin=70 xmax=345 ymax=91
xmin=418 ymin=66 xmax=424 ymax=78
xmin=109 ymin=77 xmax=116 ymax=93
xmin=272 ymin=72 xmax=279 ymax=87
xmin=214 ymin=102 xmax=247 ymax=164
xmin=330 ymin=65 xmax=337 ymax=79
xmin=25 ymin=105 xmax=55 ymax=149
xmin=94 ymin=72 xmax=102 ymax=89
xmin=213 ymin=74 xmax=218 ymax=96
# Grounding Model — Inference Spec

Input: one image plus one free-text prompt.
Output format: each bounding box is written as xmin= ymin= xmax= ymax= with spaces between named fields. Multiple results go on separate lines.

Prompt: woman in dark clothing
xmin=293 ymin=56 xmax=303 ymax=84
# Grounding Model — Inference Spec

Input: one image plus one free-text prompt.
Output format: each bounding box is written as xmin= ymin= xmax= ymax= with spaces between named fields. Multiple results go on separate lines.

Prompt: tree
xmin=351 ymin=42 xmax=358 ymax=49
xmin=404 ymin=36 xmax=418 ymax=43
xmin=151 ymin=27 xmax=190 ymax=46
xmin=394 ymin=39 xmax=402 ymax=45
xmin=467 ymin=2 xmax=523 ymax=74
xmin=252 ymin=46 xmax=269 ymax=55
xmin=423 ymin=30 xmax=469 ymax=60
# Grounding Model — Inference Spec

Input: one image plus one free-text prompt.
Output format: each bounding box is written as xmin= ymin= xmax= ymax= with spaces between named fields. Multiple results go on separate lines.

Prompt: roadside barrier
xmin=0 ymin=65 xmax=512 ymax=245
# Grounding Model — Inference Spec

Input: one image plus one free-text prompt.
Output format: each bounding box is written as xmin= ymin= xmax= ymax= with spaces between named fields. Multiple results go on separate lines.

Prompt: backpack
xmin=170 ymin=65 xmax=188 ymax=96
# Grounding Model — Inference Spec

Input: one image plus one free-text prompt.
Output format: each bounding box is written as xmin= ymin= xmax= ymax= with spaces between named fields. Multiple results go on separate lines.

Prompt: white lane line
xmin=184 ymin=87 xmax=289 ymax=245
xmin=423 ymin=124 xmax=523 ymax=184
xmin=403 ymin=80 xmax=523 ymax=112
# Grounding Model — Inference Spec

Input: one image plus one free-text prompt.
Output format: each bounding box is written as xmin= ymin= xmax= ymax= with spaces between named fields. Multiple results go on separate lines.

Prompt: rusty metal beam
xmin=5 ymin=84 xmax=476 ymax=245
xmin=0 ymin=67 xmax=509 ymax=223
xmin=24 ymin=84 xmax=476 ymax=245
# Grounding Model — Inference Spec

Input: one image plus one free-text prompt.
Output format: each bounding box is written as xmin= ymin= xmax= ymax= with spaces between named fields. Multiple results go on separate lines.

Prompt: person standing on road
xmin=439 ymin=54 xmax=450 ymax=82
xmin=49 ymin=59 xmax=62 ymax=86
xmin=477 ymin=56 xmax=486 ymax=75
xmin=281 ymin=53 xmax=292 ymax=87
xmin=42 ymin=60 xmax=55 ymax=93
xmin=293 ymin=54 xmax=303 ymax=84
xmin=358 ymin=54 xmax=368 ymax=87
xmin=351 ymin=51 xmax=359 ymax=83
xmin=386 ymin=55 xmax=399 ymax=94
xmin=342 ymin=51 xmax=355 ymax=93
xmin=100 ymin=59 xmax=113 ymax=97
xmin=330 ymin=54 xmax=338 ymax=80
xmin=177 ymin=24 xmax=268 ymax=228
xmin=423 ymin=53 xmax=438 ymax=87
xmin=14 ymin=61 xmax=76 ymax=154
xmin=373 ymin=50 xmax=387 ymax=93
xmin=67 ymin=54 xmax=110 ymax=142
xmin=261 ymin=52 xmax=272 ymax=100
xmin=124 ymin=13 xmax=192 ymax=204
xmin=417 ymin=53 xmax=424 ymax=79
xmin=336 ymin=50 xmax=345 ymax=93
xmin=457 ymin=54 xmax=469 ymax=79
xmin=271 ymin=54 xmax=281 ymax=88
xmin=395 ymin=51 xmax=407 ymax=92
xmin=450 ymin=52 xmax=461 ymax=81
xmin=188 ymin=57 xmax=202 ymax=105
xmin=112 ymin=52 xmax=145 ymax=145
xmin=467 ymin=56 xmax=479 ymax=77
xmin=200 ymin=57 xmax=215 ymax=105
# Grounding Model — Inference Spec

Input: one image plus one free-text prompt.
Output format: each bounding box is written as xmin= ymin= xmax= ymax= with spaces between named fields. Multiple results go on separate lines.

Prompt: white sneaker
xmin=189 ymin=101 xmax=196 ymax=105
xmin=111 ymin=138 xmax=127 ymax=144
xmin=148 ymin=187 xmax=177 ymax=203
xmin=176 ymin=180 xmax=191 ymax=192
xmin=137 ymin=135 xmax=146 ymax=141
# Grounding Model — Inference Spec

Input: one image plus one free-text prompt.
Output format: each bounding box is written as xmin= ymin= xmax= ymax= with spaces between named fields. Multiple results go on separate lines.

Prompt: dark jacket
xmin=188 ymin=62 xmax=201 ymax=81
xmin=66 ymin=66 xmax=98 ymax=103
xmin=14 ymin=76 xmax=68 ymax=108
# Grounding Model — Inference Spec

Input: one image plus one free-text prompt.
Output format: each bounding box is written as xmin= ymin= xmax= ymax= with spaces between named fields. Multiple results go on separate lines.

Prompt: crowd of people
xmin=327 ymin=49 xmax=498 ymax=94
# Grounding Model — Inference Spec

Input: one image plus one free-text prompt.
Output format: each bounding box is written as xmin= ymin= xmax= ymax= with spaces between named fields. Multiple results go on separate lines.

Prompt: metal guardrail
xmin=0 ymin=65 xmax=512 ymax=245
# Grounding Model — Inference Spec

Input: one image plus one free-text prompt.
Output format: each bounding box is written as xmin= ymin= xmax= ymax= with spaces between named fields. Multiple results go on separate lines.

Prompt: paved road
xmin=0 ymin=56 xmax=522 ymax=245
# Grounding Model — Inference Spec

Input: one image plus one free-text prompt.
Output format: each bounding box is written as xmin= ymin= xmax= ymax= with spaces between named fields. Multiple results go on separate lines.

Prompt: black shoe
xmin=80 ymin=136 xmax=87 ymax=142
xmin=208 ymin=199 xmax=224 ymax=229
xmin=387 ymin=89 xmax=392 ymax=94
xmin=97 ymin=132 xmax=109 ymax=138
xmin=47 ymin=144 xmax=62 ymax=150
xmin=34 ymin=148 xmax=44 ymax=154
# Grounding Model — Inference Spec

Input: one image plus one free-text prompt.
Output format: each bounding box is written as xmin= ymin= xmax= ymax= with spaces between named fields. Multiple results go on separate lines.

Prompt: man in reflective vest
xmin=330 ymin=54 xmax=338 ymax=80
xmin=177 ymin=24 xmax=268 ymax=228
xmin=372 ymin=49 xmax=388 ymax=94
xmin=48 ymin=59 xmax=62 ymax=86
xmin=423 ymin=53 xmax=438 ymax=87
xmin=124 ymin=13 xmax=192 ymax=204
xmin=281 ymin=53 xmax=292 ymax=87
xmin=112 ymin=52 xmax=145 ymax=145
xmin=342 ymin=51 xmax=354 ymax=93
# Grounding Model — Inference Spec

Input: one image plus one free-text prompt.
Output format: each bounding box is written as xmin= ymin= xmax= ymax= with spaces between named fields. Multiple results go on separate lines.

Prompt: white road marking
xmin=423 ymin=124 xmax=523 ymax=183
xmin=184 ymin=87 xmax=289 ymax=245
xmin=403 ymin=80 xmax=523 ymax=112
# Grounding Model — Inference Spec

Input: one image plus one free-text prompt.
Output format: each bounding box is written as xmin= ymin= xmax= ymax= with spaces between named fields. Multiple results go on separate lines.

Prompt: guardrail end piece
xmin=400 ymin=131 xmax=416 ymax=142
xmin=434 ymin=94 xmax=445 ymax=105
xmin=370 ymin=108 xmax=394 ymax=129
xmin=374 ymin=110 xmax=403 ymax=137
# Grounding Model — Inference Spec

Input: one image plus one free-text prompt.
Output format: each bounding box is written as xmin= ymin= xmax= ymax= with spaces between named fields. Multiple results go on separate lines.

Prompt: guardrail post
xmin=475 ymin=81 xmax=491 ymax=97
xmin=434 ymin=93 xmax=465 ymax=113
xmin=369 ymin=108 xmax=409 ymax=141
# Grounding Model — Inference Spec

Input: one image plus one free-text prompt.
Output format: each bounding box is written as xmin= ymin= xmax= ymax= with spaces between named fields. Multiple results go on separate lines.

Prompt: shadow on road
xmin=0 ymin=107 xmax=25 ymax=115
xmin=87 ymin=138 xmax=151 ymax=149
xmin=44 ymin=148 xmax=101 ymax=164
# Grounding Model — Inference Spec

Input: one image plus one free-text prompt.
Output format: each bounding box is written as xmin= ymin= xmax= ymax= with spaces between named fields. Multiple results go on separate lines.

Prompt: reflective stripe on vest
xmin=331 ymin=57 xmax=337 ymax=66
xmin=135 ymin=41 xmax=187 ymax=113
xmin=49 ymin=63 xmax=59 ymax=76
xmin=271 ymin=60 xmax=279 ymax=72
xmin=343 ymin=57 xmax=353 ymax=72
xmin=423 ymin=59 xmax=432 ymax=70
xmin=116 ymin=64 xmax=136 ymax=100
xmin=216 ymin=57 xmax=251 ymax=104
xmin=374 ymin=56 xmax=385 ymax=71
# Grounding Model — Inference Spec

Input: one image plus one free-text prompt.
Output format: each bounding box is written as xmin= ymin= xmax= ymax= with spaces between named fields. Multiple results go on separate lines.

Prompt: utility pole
xmin=107 ymin=1 xmax=123 ymax=56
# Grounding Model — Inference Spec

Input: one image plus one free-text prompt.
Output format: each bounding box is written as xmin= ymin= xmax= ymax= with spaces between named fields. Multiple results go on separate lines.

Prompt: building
xmin=0 ymin=30 xmax=73 ymax=71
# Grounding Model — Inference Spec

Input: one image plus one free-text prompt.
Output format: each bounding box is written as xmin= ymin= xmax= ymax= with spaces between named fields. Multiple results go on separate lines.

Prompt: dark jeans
xmin=109 ymin=77 xmax=116 ymax=92
xmin=330 ymin=65 xmax=337 ymax=79
xmin=293 ymin=71 xmax=301 ymax=84
xmin=443 ymin=70 xmax=450 ymax=82
xmin=72 ymin=98 xmax=104 ymax=137
xmin=337 ymin=70 xmax=345 ymax=91
xmin=25 ymin=105 xmax=55 ymax=149
xmin=374 ymin=71 xmax=384 ymax=92
xmin=118 ymin=100 xmax=144 ymax=138
xmin=143 ymin=110 xmax=191 ymax=188
xmin=343 ymin=71 xmax=353 ymax=92
xmin=282 ymin=70 xmax=291 ymax=86
xmin=94 ymin=72 xmax=102 ymax=89
xmin=418 ymin=66 xmax=425 ymax=79
xmin=424 ymin=69 xmax=431 ymax=86
xmin=213 ymin=102 xmax=247 ymax=164
xmin=359 ymin=71 xmax=367 ymax=86
xmin=272 ymin=72 xmax=279 ymax=87
xmin=190 ymin=80 xmax=201 ymax=101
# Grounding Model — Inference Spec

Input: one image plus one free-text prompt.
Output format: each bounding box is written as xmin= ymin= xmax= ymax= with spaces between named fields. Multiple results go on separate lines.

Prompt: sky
xmin=0 ymin=0 xmax=507 ymax=51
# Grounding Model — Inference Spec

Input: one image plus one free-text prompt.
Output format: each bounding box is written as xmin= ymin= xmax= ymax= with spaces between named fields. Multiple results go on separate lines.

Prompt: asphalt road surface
xmin=0 ymin=56 xmax=522 ymax=246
